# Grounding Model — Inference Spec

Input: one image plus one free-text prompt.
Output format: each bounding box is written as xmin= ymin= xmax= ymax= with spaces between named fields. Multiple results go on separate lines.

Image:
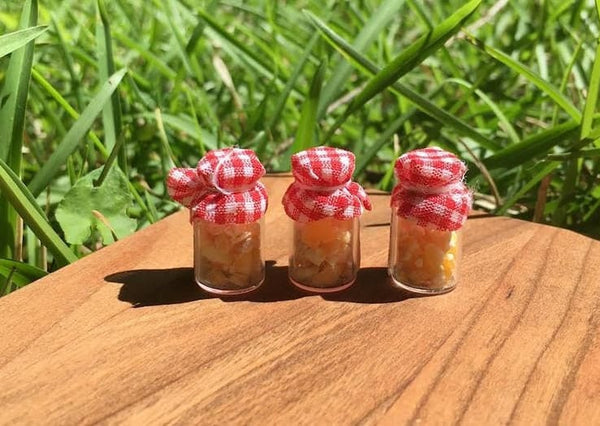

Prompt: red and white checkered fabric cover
xmin=167 ymin=148 xmax=268 ymax=224
xmin=391 ymin=147 xmax=472 ymax=231
xmin=282 ymin=147 xmax=371 ymax=222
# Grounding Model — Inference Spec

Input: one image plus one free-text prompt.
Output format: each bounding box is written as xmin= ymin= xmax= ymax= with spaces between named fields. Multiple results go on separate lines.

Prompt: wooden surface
xmin=1 ymin=175 xmax=600 ymax=425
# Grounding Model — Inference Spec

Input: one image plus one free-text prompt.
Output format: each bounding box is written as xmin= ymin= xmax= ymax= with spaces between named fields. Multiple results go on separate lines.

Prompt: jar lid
xmin=391 ymin=147 xmax=472 ymax=231
xmin=167 ymin=148 xmax=268 ymax=224
xmin=283 ymin=147 xmax=371 ymax=222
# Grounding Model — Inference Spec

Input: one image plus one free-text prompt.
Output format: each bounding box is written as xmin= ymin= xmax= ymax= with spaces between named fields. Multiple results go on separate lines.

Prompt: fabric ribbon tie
xmin=166 ymin=147 xmax=268 ymax=224
xmin=391 ymin=147 xmax=472 ymax=231
xmin=282 ymin=146 xmax=372 ymax=222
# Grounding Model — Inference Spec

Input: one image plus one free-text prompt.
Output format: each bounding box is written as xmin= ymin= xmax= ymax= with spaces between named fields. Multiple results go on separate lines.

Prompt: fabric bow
xmin=282 ymin=146 xmax=371 ymax=222
xmin=391 ymin=147 xmax=472 ymax=231
xmin=167 ymin=148 xmax=268 ymax=224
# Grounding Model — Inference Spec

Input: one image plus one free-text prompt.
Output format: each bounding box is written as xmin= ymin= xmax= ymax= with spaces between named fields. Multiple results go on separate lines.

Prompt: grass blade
xmin=136 ymin=112 xmax=218 ymax=150
xmin=446 ymin=78 xmax=520 ymax=144
xmin=317 ymin=0 xmax=406 ymax=118
xmin=496 ymin=161 xmax=560 ymax=215
xmin=28 ymin=68 xmax=128 ymax=197
xmin=355 ymin=109 xmax=416 ymax=175
xmin=266 ymin=31 xmax=320 ymax=131
xmin=580 ymin=40 xmax=600 ymax=139
xmin=347 ymin=0 xmax=480 ymax=111
xmin=465 ymin=34 xmax=582 ymax=122
xmin=552 ymin=38 xmax=583 ymax=125
xmin=154 ymin=108 xmax=178 ymax=172
xmin=552 ymin=158 xmax=579 ymax=225
xmin=196 ymin=8 xmax=303 ymax=96
xmin=31 ymin=68 xmax=109 ymax=158
xmin=547 ymin=148 xmax=600 ymax=160
xmin=163 ymin=0 xmax=194 ymax=75
xmin=484 ymin=121 xmax=579 ymax=169
xmin=291 ymin=60 xmax=327 ymax=155
xmin=0 ymin=159 xmax=77 ymax=266
xmin=0 ymin=26 xmax=47 ymax=58
xmin=51 ymin=15 xmax=84 ymax=109
xmin=97 ymin=0 xmax=123 ymax=153
xmin=111 ymin=31 xmax=178 ymax=80
xmin=96 ymin=0 xmax=126 ymax=183
xmin=0 ymin=0 xmax=38 ymax=260
xmin=314 ymin=0 xmax=482 ymax=140
xmin=0 ymin=258 xmax=47 ymax=291
xmin=307 ymin=10 xmax=501 ymax=152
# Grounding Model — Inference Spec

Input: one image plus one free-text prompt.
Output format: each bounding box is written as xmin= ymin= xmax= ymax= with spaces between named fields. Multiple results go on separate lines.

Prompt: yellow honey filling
xmin=290 ymin=217 xmax=355 ymax=288
xmin=194 ymin=221 xmax=263 ymax=290
xmin=393 ymin=218 xmax=458 ymax=289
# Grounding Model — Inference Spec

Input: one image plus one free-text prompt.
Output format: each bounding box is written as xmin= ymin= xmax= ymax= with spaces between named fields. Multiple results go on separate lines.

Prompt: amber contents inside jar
xmin=388 ymin=212 xmax=461 ymax=294
xmin=289 ymin=217 xmax=359 ymax=293
xmin=194 ymin=219 xmax=264 ymax=295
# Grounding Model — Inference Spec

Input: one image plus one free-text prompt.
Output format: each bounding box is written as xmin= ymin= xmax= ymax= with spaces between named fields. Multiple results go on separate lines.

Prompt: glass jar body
xmin=194 ymin=218 xmax=264 ymax=295
xmin=388 ymin=209 xmax=462 ymax=294
xmin=289 ymin=217 xmax=359 ymax=293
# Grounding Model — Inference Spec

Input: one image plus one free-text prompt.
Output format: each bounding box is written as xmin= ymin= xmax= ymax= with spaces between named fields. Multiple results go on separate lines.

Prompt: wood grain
xmin=0 ymin=175 xmax=599 ymax=425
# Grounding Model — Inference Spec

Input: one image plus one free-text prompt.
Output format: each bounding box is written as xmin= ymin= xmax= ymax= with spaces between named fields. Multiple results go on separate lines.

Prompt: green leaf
xmin=580 ymin=40 xmax=600 ymax=139
xmin=55 ymin=167 xmax=136 ymax=245
xmin=0 ymin=258 xmax=47 ymax=290
xmin=0 ymin=0 xmax=39 ymax=260
xmin=0 ymin=159 xmax=77 ymax=266
xmin=484 ymin=121 xmax=580 ymax=169
xmin=0 ymin=25 xmax=47 ymax=58
xmin=465 ymin=34 xmax=582 ymax=122
xmin=28 ymin=68 xmax=128 ymax=198
xmin=314 ymin=0 xmax=482 ymax=139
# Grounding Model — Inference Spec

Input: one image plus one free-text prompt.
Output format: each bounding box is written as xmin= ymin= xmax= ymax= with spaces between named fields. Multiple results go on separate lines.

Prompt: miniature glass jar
xmin=388 ymin=212 xmax=462 ymax=294
xmin=194 ymin=218 xmax=264 ymax=295
xmin=388 ymin=147 xmax=471 ymax=295
xmin=282 ymin=146 xmax=371 ymax=294
xmin=289 ymin=217 xmax=359 ymax=293
xmin=166 ymin=147 xmax=268 ymax=296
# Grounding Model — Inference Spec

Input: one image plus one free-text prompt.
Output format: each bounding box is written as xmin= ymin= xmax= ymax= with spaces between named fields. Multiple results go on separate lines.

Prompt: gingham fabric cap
xmin=282 ymin=147 xmax=371 ymax=222
xmin=167 ymin=148 xmax=268 ymax=224
xmin=391 ymin=147 xmax=472 ymax=231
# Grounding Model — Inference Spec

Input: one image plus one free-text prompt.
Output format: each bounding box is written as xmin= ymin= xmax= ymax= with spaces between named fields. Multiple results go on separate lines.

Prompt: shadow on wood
xmin=105 ymin=267 xmax=207 ymax=307
xmin=105 ymin=262 xmax=305 ymax=306
xmin=322 ymin=267 xmax=413 ymax=304
xmin=106 ymin=263 xmax=409 ymax=306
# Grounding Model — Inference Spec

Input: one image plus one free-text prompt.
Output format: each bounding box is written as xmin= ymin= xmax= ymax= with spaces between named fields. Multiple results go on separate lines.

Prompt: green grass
xmin=1 ymin=0 xmax=599 ymax=293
